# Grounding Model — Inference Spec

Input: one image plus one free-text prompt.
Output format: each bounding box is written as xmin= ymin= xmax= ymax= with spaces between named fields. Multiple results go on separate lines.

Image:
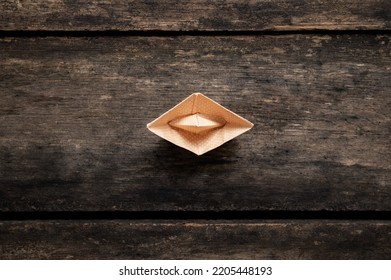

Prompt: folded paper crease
xmin=169 ymin=113 xmax=226 ymax=134
xmin=147 ymin=93 xmax=253 ymax=155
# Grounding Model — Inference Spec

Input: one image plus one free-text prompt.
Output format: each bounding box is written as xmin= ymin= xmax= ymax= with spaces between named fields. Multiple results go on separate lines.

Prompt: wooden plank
xmin=1 ymin=220 xmax=390 ymax=259
xmin=0 ymin=0 xmax=390 ymax=31
xmin=0 ymin=35 xmax=390 ymax=212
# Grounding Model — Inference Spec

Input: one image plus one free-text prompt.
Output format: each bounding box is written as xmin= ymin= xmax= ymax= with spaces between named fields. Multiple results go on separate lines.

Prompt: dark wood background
xmin=0 ymin=0 xmax=390 ymax=259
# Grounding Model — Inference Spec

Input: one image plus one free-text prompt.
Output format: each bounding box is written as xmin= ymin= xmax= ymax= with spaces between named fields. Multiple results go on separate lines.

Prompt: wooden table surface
xmin=1 ymin=0 xmax=390 ymax=259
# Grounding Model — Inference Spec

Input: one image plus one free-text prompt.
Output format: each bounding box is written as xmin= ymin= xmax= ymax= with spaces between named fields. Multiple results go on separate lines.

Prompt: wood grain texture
xmin=0 ymin=35 xmax=390 ymax=212
xmin=1 ymin=220 xmax=390 ymax=259
xmin=0 ymin=0 xmax=390 ymax=31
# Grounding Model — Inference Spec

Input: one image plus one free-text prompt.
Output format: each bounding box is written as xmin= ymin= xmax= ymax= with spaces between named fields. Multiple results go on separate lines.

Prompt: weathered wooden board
xmin=1 ymin=220 xmax=390 ymax=259
xmin=1 ymin=0 xmax=390 ymax=31
xmin=0 ymin=35 xmax=390 ymax=212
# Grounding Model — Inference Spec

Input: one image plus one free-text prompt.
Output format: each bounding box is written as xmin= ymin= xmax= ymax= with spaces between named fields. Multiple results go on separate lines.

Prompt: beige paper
xmin=147 ymin=93 xmax=253 ymax=155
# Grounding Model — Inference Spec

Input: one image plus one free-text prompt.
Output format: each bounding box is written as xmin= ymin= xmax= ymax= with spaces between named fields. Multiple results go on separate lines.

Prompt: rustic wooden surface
xmin=1 ymin=0 xmax=391 ymax=32
xmin=1 ymin=0 xmax=391 ymax=260
xmin=1 ymin=35 xmax=390 ymax=212
xmin=1 ymin=221 xmax=391 ymax=259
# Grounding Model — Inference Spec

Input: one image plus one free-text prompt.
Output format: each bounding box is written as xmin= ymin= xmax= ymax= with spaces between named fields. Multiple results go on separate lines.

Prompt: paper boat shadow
xmin=152 ymin=138 xmax=240 ymax=166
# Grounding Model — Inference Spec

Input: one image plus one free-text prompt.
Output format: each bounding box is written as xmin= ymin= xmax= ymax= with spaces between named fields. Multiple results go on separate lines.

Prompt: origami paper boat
xmin=147 ymin=93 xmax=253 ymax=155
